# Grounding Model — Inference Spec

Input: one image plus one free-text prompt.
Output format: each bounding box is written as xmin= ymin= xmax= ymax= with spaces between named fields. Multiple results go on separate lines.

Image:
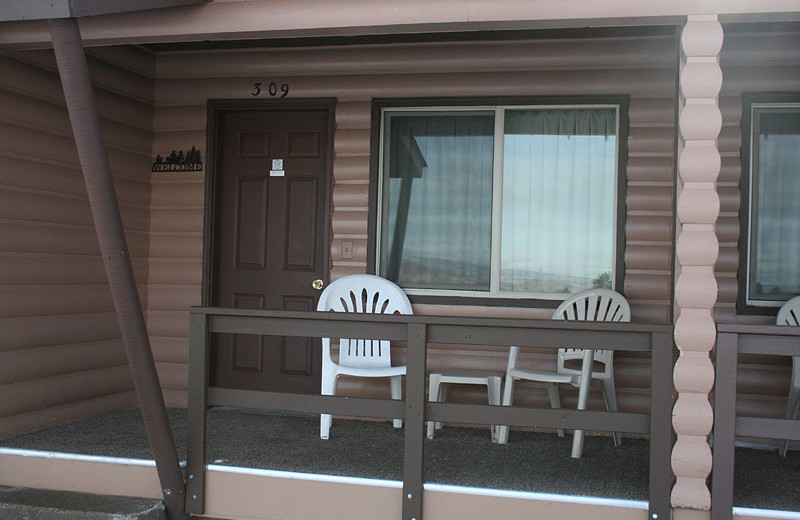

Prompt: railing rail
xmin=712 ymin=324 xmax=800 ymax=520
xmin=186 ymin=306 xmax=675 ymax=520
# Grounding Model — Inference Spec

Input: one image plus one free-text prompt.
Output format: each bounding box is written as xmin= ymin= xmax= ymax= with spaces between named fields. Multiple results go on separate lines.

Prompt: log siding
xmin=151 ymin=28 xmax=679 ymax=409
xmin=0 ymin=47 xmax=154 ymax=436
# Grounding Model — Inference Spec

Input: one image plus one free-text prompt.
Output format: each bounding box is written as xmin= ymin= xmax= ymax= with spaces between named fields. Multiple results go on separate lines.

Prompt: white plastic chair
xmin=778 ymin=295 xmax=800 ymax=456
xmin=496 ymin=288 xmax=630 ymax=458
xmin=317 ymin=274 xmax=413 ymax=439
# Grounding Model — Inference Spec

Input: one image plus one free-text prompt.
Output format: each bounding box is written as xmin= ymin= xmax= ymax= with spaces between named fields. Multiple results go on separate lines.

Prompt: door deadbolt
xmin=312 ymin=279 xmax=324 ymax=290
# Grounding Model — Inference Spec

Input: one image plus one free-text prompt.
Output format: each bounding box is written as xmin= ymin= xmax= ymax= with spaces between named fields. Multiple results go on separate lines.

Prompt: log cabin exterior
xmin=0 ymin=2 xmax=799 ymax=519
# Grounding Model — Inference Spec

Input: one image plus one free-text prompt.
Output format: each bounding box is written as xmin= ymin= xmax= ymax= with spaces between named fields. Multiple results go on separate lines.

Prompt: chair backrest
xmin=777 ymin=296 xmax=800 ymax=380
xmin=777 ymin=295 xmax=800 ymax=327
xmin=316 ymin=274 xmax=413 ymax=369
xmin=551 ymin=288 xmax=631 ymax=378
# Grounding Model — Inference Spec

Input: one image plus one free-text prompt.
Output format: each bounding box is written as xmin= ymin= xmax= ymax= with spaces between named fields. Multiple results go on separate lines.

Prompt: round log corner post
xmin=47 ymin=17 xmax=187 ymax=520
xmin=672 ymin=14 xmax=723 ymax=512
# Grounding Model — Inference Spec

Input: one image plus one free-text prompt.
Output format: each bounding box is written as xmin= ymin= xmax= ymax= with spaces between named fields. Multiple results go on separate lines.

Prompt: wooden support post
xmin=649 ymin=331 xmax=676 ymax=520
xmin=186 ymin=311 xmax=210 ymax=515
xmin=711 ymin=332 xmax=738 ymax=520
xmin=48 ymin=17 xmax=186 ymax=520
xmin=402 ymin=323 xmax=427 ymax=520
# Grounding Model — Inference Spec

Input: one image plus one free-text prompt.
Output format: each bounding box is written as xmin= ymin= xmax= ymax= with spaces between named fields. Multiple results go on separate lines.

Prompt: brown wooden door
xmin=208 ymin=103 xmax=331 ymax=394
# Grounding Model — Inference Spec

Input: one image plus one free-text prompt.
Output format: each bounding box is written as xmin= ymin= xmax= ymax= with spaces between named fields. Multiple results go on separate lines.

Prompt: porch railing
xmin=186 ymin=307 xmax=675 ymax=520
xmin=712 ymin=324 xmax=800 ymax=520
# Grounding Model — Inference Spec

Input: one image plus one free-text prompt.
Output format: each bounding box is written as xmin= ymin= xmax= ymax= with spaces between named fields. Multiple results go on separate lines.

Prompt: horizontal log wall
xmin=0 ymin=46 xmax=154 ymax=436
xmin=148 ymin=107 xmax=205 ymax=408
xmin=152 ymin=28 xmax=679 ymax=415
xmin=716 ymin=23 xmax=800 ymax=419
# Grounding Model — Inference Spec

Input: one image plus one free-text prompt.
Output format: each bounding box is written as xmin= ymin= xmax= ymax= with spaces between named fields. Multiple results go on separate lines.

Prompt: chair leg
xmin=436 ymin=383 xmax=448 ymax=431
xmin=427 ymin=374 xmax=441 ymax=439
xmin=496 ymin=375 xmax=515 ymax=444
xmin=487 ymin=376 xmax=502 ymax=442
xmin=391 ymin=375 xmax=403 ymax=429
xmin=601 ymin=377 xmax=622 ymax=447
xmin=781 ymin=382 xmax=800 ymax=457
xmin=320 ymin=371 xmax=339 ymax=440
xmin=544 ymin=382 xmax=565 ymax=437
xmin=571 ymin=349 xmax=594 ymax=459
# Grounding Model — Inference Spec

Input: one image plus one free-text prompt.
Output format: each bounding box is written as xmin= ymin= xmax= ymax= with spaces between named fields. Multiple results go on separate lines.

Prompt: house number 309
xmin=251 ymin=81 xmax=289 ymax=98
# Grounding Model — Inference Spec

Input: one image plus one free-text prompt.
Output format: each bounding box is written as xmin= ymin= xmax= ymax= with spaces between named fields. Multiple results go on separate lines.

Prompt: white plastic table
xmin=426 ymin=369 xmax=504 ymax=441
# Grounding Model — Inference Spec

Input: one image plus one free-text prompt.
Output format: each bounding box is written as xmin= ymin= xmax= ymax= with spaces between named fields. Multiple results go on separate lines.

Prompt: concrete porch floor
xmin=0 ymin=486 xmax=167 ymax=520
xmin=0 ymin=407 xmax=798 ymax=513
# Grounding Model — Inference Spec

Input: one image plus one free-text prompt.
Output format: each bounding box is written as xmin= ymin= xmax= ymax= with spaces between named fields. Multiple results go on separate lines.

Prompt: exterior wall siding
xmin=710 ymin=24 xmax=800 ymax=421
xmin=152 ymin=29 xmax=679 ymax=411
xmin=148 ymin=100 xmax=206 ymax=407
xmin=0 ymin=47 xmax=154 ymax=436
xmin=717 ymin=24 xmax=800 ymax=323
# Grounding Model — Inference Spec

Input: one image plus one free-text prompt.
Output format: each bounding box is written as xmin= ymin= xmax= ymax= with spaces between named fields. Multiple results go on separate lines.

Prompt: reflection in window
xmin=382 ymin=113 xmax=494 ymax=291
xmin=747 ymin=105 xmax=800 ymax=306
xmin=378 ymin=105 xmax=620 ymax=299
xmin=502 ymin=109 xmax=616 ymax=294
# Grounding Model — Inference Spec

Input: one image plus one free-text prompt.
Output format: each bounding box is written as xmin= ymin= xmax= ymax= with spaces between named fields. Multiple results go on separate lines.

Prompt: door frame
xmin=201 ymin=98 xmax=336 ymax=307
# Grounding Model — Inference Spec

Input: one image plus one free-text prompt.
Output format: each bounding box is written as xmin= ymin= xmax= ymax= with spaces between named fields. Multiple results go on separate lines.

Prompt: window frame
xmin=738 ymin=92 xmax=800 ymax=314
xmin=367 ymin=96 xmax=629 ymax=307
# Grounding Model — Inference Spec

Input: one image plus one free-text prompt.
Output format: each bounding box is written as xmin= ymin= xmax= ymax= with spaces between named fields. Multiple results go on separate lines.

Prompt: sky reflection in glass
xmin=381 ymin=107 xmax=618 ymax=296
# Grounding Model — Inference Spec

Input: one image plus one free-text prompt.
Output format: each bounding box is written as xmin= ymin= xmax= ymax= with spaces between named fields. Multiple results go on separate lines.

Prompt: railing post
xmin=649 ymin=331 xmax=675 ymax=520
xmin=186 ymin=311 xmax=210 ymax=515
xmin=711 ymin=332 xmax=738 ymax=520
xmin=402 ymin=322 xmax=427 ymax=520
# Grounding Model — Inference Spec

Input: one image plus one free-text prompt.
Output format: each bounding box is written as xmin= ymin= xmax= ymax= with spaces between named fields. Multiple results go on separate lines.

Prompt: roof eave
xmin=0 ymin=0 xmax=210 ymax=22
xmin=1 ymin=0 xmax=799 ymax=51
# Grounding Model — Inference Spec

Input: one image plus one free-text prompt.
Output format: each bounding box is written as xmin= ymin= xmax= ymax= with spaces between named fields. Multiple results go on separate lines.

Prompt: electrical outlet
xmin=342 ymin=241 xmax=353 ymax=259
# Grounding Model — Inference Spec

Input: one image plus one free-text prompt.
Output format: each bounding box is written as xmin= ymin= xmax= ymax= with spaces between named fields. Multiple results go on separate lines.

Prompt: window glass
xmin=502 ymin=108 xmax=617 ymax=294
xmin=748 ymin=106 xmax=800 ymax=305
xmin=378 ymin=104 xmax=620 ymax=300
xmin=380 ymin=112 xmax=494 ymax=291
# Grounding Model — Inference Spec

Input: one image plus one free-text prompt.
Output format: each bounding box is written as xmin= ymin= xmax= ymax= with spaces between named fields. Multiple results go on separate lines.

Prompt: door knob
xmin=312 ymin=279 xmax=324 ymax=290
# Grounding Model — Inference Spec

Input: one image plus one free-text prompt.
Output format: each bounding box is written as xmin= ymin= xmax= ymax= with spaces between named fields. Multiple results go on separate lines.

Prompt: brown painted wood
xmin=186 ymin=305 xmax=676 ymax=520
xmin=49 ymin=18 xmax=185 ymax=519
xmin=207 ymin=101 xmax=333 ymax=394
xmin=0 ymin=0 xmax=208 ymax=22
